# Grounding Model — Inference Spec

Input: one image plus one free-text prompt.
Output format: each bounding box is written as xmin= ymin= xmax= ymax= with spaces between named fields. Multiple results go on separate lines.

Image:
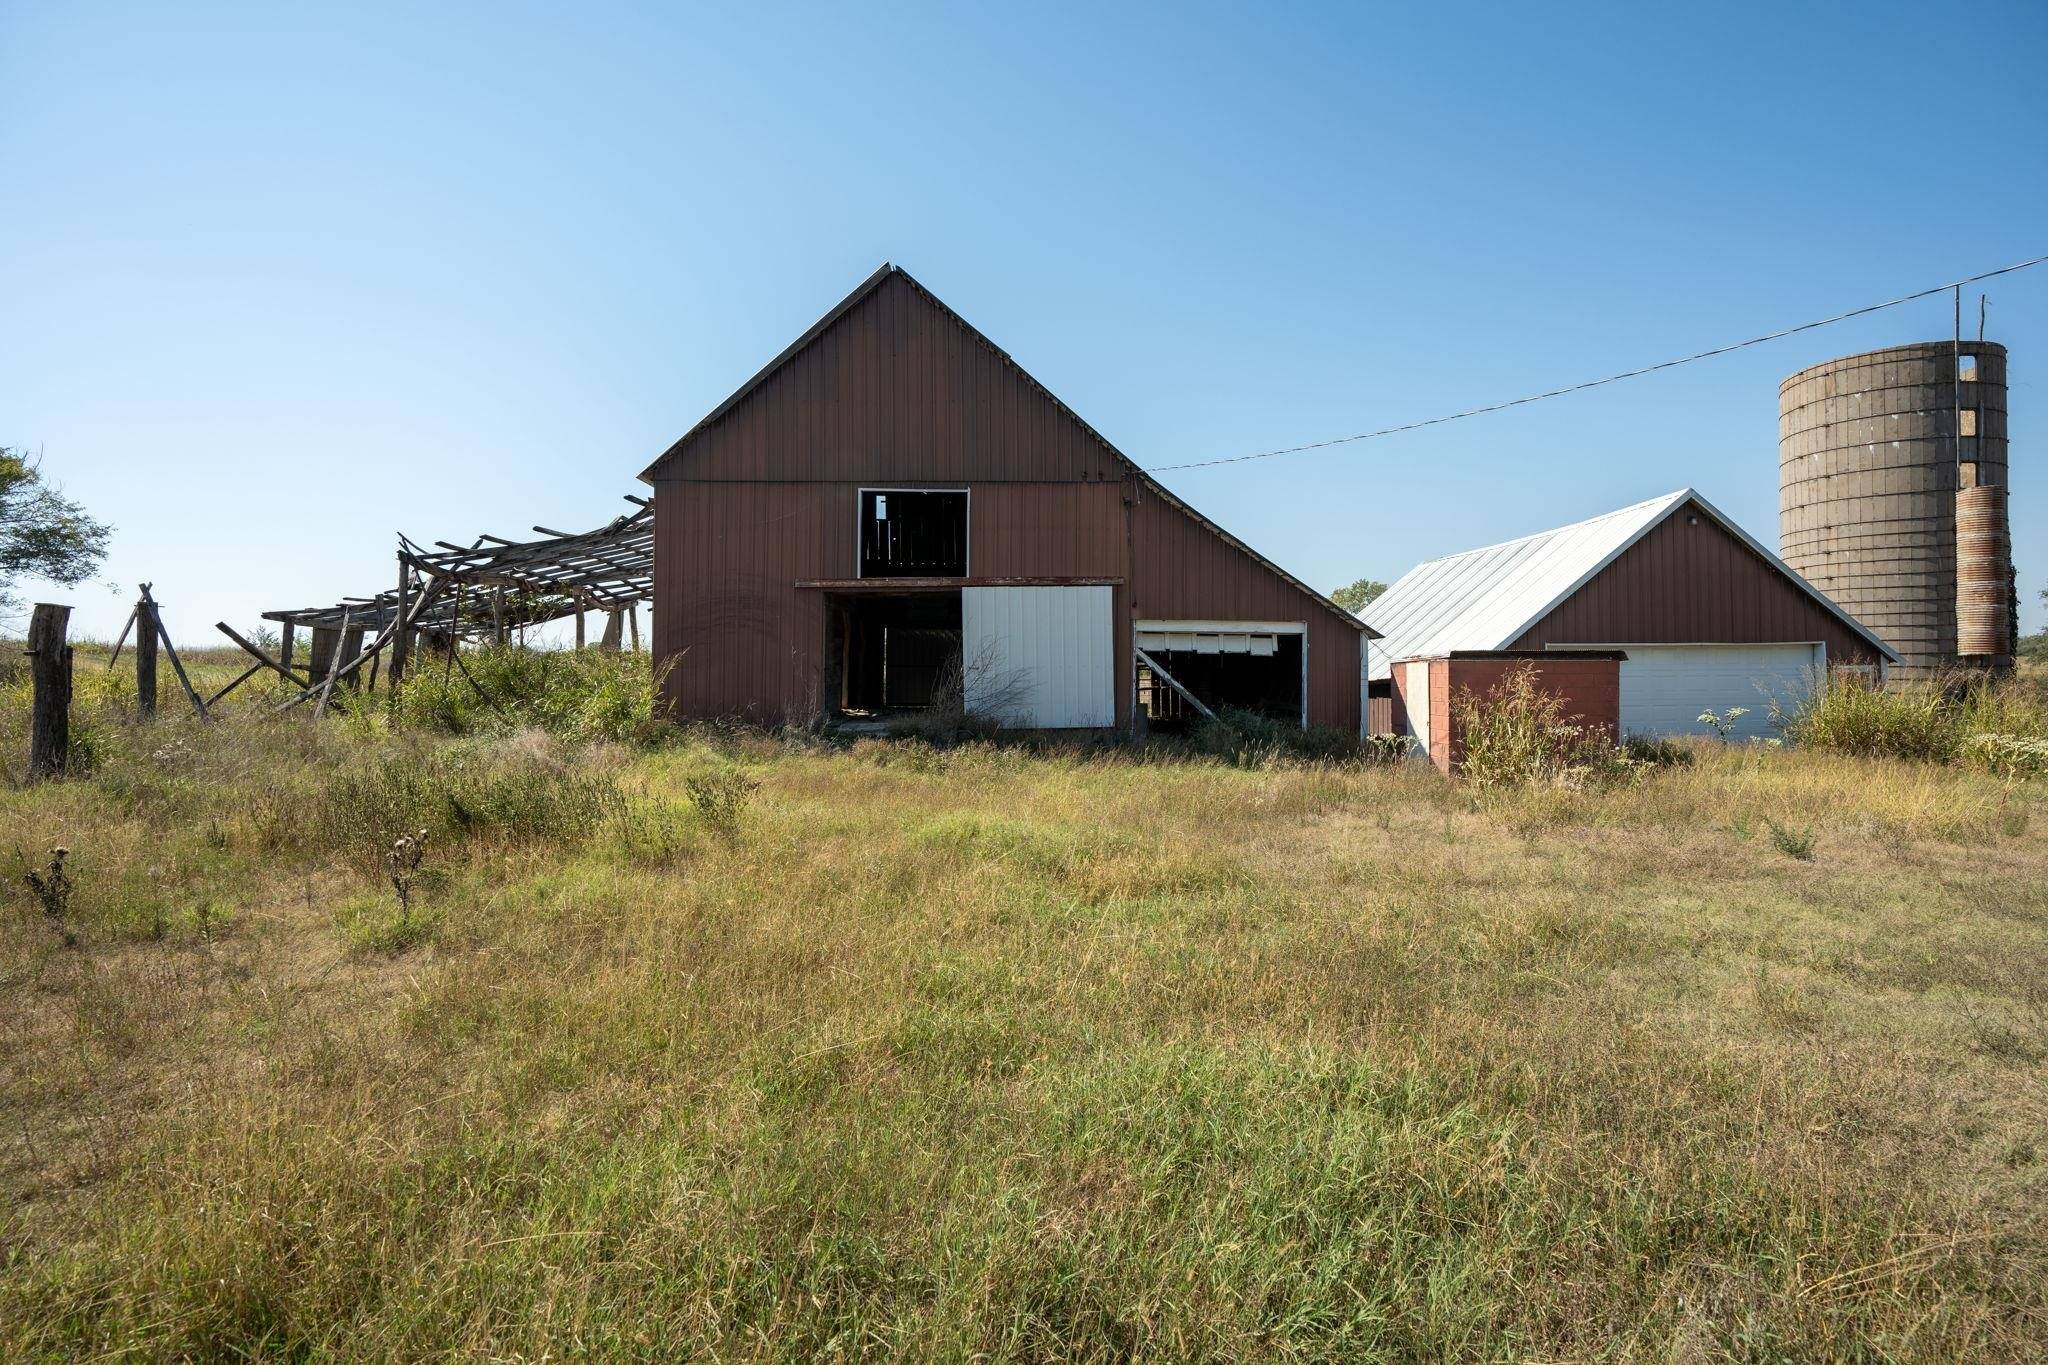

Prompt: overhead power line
xmin=1151 ymin=252 xmax=2048 ymax=473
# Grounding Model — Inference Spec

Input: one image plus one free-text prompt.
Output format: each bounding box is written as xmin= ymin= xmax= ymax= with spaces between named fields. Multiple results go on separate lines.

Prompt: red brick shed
xmin=1390 ymin=650 xmax=1625 ymax=773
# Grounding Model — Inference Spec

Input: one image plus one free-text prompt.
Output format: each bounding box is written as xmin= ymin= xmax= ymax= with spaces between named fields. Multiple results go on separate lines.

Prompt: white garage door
xmin=1616 ymin=644 xmax=1822 ymax=741
xmin=962 ymin=586 xmax=1115 ymax=728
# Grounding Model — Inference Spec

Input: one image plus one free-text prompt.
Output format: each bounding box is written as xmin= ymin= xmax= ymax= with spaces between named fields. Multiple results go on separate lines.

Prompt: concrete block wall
xmin=1778 ymin=341 xmax=2011 ymax=678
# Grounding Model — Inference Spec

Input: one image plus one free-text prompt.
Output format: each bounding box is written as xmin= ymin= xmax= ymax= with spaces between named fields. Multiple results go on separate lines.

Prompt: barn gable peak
xmin=639 ymin=262 xmax=1135 ymax=486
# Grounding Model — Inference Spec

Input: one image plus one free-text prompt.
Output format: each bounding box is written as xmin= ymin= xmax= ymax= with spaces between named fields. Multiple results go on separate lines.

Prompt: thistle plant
xmin=22 ymin=846 xmax=77 ymax=948
xmin=386 ymin=829 xmax=428 ymax=925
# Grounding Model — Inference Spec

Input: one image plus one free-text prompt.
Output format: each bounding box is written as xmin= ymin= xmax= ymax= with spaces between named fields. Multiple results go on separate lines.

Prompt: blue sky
xmin=4 ymin=1 xmax=2044 ymax=642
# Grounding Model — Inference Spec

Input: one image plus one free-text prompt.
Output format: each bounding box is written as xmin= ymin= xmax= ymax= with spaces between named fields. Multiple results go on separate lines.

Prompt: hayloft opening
xmin=825 ymin=591 xmax=963 ymax=716
xmin=860 ymin=489 xmax=967 ymax=578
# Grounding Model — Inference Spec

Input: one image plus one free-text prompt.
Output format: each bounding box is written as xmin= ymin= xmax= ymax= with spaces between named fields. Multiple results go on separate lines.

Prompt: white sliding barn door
xmin=962 ymin=586 xmax=1115 ymax=728
xmin=1616 ymin=643 xmax=1822 ymax=739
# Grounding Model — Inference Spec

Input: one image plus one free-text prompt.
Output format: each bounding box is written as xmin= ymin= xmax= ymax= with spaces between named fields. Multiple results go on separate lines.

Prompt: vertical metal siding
xmin=1509 ymin=508 xmax=1881 ymax=665
xmin=1127 ymin=485 xmax=1361 ymax=732
xmin=652 ymin=271 xmax=1362 ymax=727
xmin=963 ymin=586 xmax=1115 ymax=727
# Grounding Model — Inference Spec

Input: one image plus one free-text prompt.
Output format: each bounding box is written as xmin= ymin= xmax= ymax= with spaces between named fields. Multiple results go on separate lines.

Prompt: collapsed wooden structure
xmin=210 ymin=495 xmax=652 ymax=711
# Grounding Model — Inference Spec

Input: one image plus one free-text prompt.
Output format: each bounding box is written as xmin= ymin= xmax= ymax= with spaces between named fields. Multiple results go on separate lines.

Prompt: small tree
xmin=2023 ymin=587 xmax=2048 ymax=664
xmin=1330 ymin=578 xmax=1388 ymax=614
xmin=1 ymin=450 xmax=111 ymax=621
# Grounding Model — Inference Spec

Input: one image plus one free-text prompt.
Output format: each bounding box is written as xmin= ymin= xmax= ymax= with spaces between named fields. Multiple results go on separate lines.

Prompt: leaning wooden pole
xmin=27 ymin=603 xmax=73 ymax=779
xmin=106 ymin=602 xmax=139 ymax=671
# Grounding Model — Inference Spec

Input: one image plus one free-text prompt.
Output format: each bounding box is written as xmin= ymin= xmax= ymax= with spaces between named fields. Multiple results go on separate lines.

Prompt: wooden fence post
xmin=337 ymin=623 xmax=367 ymax=690
xmin=389 ymin=557 xmax=411 ymax=688
xmin=135 ymin=594 xmax=159 ymax=720
xmin=280 ymin=621 xmax=296 ymax=676
xmin=28 ymin=603 xmax=73 ymax=778
xmin=308 ymin=627 xmax=339 ymax=685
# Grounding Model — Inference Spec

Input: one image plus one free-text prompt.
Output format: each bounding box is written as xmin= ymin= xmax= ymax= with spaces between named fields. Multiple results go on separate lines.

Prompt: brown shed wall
xmin=1507 ymin=501 xmax=1884 ymax=667
xmin=1128 ymin=486 xmax=1360 ymax=733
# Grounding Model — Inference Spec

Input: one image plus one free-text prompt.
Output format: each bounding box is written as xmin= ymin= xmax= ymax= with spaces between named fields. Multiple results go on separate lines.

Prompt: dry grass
xmin=1 ymin=652 xmax=2045 ymax=1359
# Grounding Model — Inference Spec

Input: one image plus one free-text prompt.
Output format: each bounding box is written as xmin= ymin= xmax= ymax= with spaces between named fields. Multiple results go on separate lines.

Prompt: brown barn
xmin=640 ymin=264 xmax=1371 ymax=732
xmin=1365 ymin=489 xmax=1899 ymax=743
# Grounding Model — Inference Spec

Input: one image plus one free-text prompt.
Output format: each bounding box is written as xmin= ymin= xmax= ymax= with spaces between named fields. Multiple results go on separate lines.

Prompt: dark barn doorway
xmin=1137 ymin=633 xmax=1304 ymax=730
xmin=825 ymin=591 xmax=963 ymax=716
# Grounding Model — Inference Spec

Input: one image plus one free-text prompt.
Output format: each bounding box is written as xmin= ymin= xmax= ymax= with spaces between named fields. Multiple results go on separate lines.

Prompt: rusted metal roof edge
xmin=638 ymin=261 xmax=898 ymax=484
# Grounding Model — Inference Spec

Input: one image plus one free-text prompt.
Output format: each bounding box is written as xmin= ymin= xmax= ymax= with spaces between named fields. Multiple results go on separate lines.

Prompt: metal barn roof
xmin=1362 ymin=488 xmax=1899 ymax=678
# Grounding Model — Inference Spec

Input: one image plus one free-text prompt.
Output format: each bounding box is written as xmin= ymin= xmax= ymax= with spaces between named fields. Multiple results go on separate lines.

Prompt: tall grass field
xmin=2 ymin=643 xmax=2046 ymax=1360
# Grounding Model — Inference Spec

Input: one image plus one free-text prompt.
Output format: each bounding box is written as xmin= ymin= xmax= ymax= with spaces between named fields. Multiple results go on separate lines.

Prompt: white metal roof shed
xmin=1360 ymin=488 xmax=1898 ymax=680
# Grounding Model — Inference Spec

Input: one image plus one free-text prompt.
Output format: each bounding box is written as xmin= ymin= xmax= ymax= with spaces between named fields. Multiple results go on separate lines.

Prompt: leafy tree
xmin=1330 ymin=577 xmax=1388 ymax=614
xmin=2022 ymin=587 xmax=2048 ymax=665
xmin=2 ymin=449 xmax=111 ymax=620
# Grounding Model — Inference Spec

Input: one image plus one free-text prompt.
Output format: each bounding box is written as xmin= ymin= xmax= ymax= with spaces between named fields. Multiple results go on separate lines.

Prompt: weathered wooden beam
xmin=337 ymin=623 xmax=366 ymax=691
xmin=279 ymin=621 xmax=296 ymax=676
xmin=1134 ymin=647 xmax=1218 ymax=722
xmin=28 ymin=603 xmax=73 ymax=779
xmin=204 ymin=663 xmax=263 ymax=707
xmin=389 ymin=556 xmax=411 ymax=689
xmin=106 ymin=603 xmax=140 ymax=670
xmin=215 ymin=622 xmax=310 ymax=689
xmin=274 ymin=576 xmax=446 ymax=713
xmin=308 ymin=627 xmax=339 ymax=684
xmin=141 ymin=585 xmax=208 ymax=720
xmin=313 ymin=608 xmax=350 ymax=719
xmin=135 ymin=595 xmax=159 ymax=720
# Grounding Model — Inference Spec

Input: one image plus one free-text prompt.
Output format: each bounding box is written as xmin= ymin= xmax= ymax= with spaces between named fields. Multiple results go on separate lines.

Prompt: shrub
xmin=1783 ymin=675 xmax=1962 ymax=762
xmin=1361 ymin=733 xmax=1415 ymax=765
xmin=386 ymin=646 xmax=665 ymax=744
xmin=1622 ymin=734 xmax=1694 ymax=768
xmin=887 ymin=645 xmax=1016 ymax=745
xmin=1956 ymin=674 xmax=2048 ymax=741
xmin=19 ymin=846 xmax=78 ymax=947
xmin=1967 ymin=733 xmax=2048 ymax=783
xmin=1765 ymin=819 xmax=1818 ymax=860
xmin=1452 ymin=665 xmax=1624 ymax=791
xmin=1190 ymin=707 xmax=1362 ymax=767
xmin=321 ymin=741 xmax=624 ymax=856
xmin=684 ymin=767 xmax=758 ymax=832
